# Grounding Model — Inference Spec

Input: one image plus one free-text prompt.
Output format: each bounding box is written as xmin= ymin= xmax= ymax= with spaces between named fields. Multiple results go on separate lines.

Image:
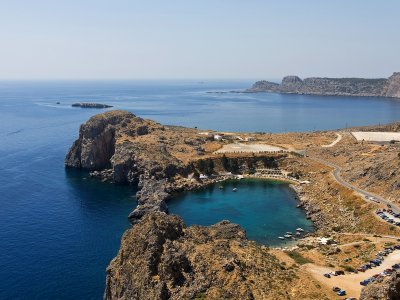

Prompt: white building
xmin=214 ymin=134 xmax=223 ymax=141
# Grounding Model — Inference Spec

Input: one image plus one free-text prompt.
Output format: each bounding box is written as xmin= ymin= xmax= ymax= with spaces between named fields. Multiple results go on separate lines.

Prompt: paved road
xmin=309 ymin=156 xmax=400 ymax=214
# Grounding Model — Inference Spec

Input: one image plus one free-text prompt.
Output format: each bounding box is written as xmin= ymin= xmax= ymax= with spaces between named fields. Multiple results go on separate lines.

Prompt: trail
xmin=321 ymin=133 xmax=342 ymax=148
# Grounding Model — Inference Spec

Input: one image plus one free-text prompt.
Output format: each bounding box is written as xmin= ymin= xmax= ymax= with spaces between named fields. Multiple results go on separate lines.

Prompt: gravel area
xmin=352 ymin=132 xmax=400 ymax=142
xmin=214 ymin=143 xmax=285 ymax=154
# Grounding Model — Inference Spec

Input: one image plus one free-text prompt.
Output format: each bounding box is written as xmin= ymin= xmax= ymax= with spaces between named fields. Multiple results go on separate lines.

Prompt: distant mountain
xmin=246 ymin=72 xmax=400 ymax=98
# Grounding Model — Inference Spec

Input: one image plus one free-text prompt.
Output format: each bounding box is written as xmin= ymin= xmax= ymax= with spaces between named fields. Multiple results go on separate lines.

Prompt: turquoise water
xmin=168 ymin=179 xmax=313 ymax=246
xmin=1 ymin=80 xmax=400 ymax=299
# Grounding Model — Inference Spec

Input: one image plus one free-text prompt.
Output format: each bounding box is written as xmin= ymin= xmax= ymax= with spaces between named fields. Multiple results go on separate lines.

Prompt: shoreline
xmin=137 ymin=173 xmax=316 ymax=249
xmin=64 ymin=111 xmax=400 ymax=299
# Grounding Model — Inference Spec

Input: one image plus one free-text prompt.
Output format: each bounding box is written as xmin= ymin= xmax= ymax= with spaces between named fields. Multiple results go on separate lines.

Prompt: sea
xmin=1 ymin=80 xmax=400 ymax=299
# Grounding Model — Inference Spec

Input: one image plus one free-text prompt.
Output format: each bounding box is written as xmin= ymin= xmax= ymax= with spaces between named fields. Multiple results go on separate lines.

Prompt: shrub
xmin=287 ymin=251 xmax=313 ymax=265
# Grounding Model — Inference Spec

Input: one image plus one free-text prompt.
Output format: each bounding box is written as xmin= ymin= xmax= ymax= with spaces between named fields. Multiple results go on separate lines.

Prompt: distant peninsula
xmin=246 ymin=72 xmax=400 ymax=98
xmin=72 ymin=102 xmax=113 ymax=108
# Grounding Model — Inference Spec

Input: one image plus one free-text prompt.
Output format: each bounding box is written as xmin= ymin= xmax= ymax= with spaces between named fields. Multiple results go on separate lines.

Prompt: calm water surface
xmin=168 ymin=179 xmax=313 ymax=246
xmin=1 ymin=80 xmax=400 ymax=299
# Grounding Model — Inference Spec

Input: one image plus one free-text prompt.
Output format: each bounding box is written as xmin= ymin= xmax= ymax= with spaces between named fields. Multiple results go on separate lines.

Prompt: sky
xmin=0 ymin=0 xmax=399 ymax=80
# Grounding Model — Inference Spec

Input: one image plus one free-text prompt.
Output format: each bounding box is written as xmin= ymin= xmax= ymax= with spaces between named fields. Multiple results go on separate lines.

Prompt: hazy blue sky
xmin=0 ymin=0 xmax=399 ymax=80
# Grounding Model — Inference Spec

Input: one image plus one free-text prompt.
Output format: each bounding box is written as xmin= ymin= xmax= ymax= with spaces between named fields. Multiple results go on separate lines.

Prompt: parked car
xmin=332 ymin=286 xmax=341 ymax=292
xmin=323 ymin=273 xmax=331 ymax=278
xmin=337 ymin=290 xmax=346 ymax=296
xmin=337 ymin=270 xmax=345 ymax=275
xmin=358 ymin=268 xmax=366 ymax=272
xmin=392 ymin=264 xmax=400 ymax=269
xmin=360 ymin=280 xmax=368 ymax=286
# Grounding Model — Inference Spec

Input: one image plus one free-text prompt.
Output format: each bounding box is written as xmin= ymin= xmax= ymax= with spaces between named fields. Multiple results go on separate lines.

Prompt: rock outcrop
xmin=72 ymin=102 xmax=113 ymax=108
xmin=383 ymin=72 xmax=400 ymax=98
xmin=360 ymin=271 xmax=400 ymax=300
xmin=104 ymin=212 xmax=298 ymax=300
xmin=65 ymin=111 xmax=130 ymax=170
xmin=128 ymin=178 xmax=169 ymax=224
xmin=247 ymin=72 xmax=400 ymax=98
xmin=65 ymin=110 xmax=186 ymax=180
xmin=66 ymin=111 xmax=400 ymax=300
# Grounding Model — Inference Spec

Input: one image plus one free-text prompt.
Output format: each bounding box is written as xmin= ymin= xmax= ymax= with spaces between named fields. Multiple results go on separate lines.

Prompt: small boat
xmin=232 ymin=188 xmax=238 ymax=192
xmin=296 ymin=204 xmax=302 ymax=208
xmin=278 ymin=236 xmax=285 ymax=240
xmin=286 ymin=232 xmax=293 ymax=235
xmin=284 ymin=234 xmax=292 ymax=238
xmin=296 ymin=228 xmax=304 ymax=232
xmin=295 ymin=232 xmax=301 ymax=236
xmin=219 ymin=185 xmax=224 ymax=189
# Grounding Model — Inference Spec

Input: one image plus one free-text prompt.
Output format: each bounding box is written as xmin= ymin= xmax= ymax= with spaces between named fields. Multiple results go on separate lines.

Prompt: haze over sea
xmin=1 ymin=80 xmax=400 ymax=299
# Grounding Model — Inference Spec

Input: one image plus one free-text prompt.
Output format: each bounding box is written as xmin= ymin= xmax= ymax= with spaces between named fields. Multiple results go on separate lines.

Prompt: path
xmin=322 ymin=133 xmax=342 ymax=148
xmin=341 ymin=232 xmax=400 ymax=241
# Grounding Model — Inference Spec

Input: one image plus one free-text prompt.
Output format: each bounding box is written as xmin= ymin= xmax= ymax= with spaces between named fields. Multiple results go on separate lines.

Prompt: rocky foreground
xmin=66 ymin=111 xmax=400 ymax=299
xmin=246 ymin=72 xmax=400 ymax=98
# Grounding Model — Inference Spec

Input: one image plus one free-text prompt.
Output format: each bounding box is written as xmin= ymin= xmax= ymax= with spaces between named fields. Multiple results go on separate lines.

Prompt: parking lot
xmin=306 ymin=246 xmax=400 ymax=298
xmin=376 ymin=209 xmax=400 ymax=227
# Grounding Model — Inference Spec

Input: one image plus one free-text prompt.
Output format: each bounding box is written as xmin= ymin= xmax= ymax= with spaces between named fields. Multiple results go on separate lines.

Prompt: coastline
xmin=63 ymin=111 xmax=400 ymax=299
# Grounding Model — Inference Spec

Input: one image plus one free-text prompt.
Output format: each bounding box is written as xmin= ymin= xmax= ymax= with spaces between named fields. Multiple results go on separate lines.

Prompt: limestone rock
xmin=247 ymin=73 xmax=400 ymax=98
xmin=104 ymin=213 xmax=295 ymax=300
xmin=65 ymin=110 xmax=133 ymax=170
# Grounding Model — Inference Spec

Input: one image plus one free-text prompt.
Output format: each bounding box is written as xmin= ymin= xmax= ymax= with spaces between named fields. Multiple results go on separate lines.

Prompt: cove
xmin=168 ymin=179 xmax=313 ymax=246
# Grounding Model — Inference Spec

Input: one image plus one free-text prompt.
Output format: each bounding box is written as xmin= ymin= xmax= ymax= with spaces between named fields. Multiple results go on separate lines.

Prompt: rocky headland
xmin=246 ymin=72 xmax=400 ymax=98
xmin=66 ymin=111 xmax=400 ymax=299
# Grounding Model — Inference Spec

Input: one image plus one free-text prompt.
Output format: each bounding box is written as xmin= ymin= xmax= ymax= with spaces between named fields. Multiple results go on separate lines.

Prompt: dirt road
xmin=305 ymin=250 xmax=400 ymax=298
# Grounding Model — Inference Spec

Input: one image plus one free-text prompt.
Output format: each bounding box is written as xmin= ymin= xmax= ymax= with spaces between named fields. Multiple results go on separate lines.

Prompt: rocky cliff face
xmin=384 ymin=72 xmax=400 ymax=98
xmin=247 ymin=73 xmax=400 ymax=98
xmin=65 ymin=111 xmax=127 ymax=170
xmin=65 ymin=110 xmax=191 ymax=183
xmin=104 ymin=212 xmax=299 ymax=300
xmin=360 ymin=271 xmax=400 ymax=300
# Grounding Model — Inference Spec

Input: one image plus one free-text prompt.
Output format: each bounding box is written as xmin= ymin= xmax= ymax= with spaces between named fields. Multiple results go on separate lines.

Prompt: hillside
xmin=66 ymin=111 xmax=400 ymax=299
xmin=247 ymin=72 xmax=400 ymax=98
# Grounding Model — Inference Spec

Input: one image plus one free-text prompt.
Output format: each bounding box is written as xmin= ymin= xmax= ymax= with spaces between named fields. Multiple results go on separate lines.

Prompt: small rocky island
xmin=66 ymin=111 xmax=400 ymax=299
xmin=246 ymin=72 xmax=400 ymax=98
xmin=72 ymin=102 xmax=113 ymax=108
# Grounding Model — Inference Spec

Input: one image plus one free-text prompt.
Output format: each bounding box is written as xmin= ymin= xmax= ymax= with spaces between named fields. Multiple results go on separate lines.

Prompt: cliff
xmin=66 ymin=111 xmax=335 ymax=299
xmin=65 ymin=110 xmax=193 ymax=181
xmin=247 ymin=72 xmax=400 ymax=98
xmin=66 ymin=111 xmax=400 ymax=299
xmin=104 ymin=212 xmax=299 ymax=300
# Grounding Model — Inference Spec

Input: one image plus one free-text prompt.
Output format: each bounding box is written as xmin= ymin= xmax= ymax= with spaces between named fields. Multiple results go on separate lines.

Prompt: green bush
xmin=287 ymin=251 xmax=313 ymax=265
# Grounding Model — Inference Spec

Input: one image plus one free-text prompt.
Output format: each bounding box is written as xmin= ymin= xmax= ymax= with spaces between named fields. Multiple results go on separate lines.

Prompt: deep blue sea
xmin=1 ymin=80 xmax=400 ymax=299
